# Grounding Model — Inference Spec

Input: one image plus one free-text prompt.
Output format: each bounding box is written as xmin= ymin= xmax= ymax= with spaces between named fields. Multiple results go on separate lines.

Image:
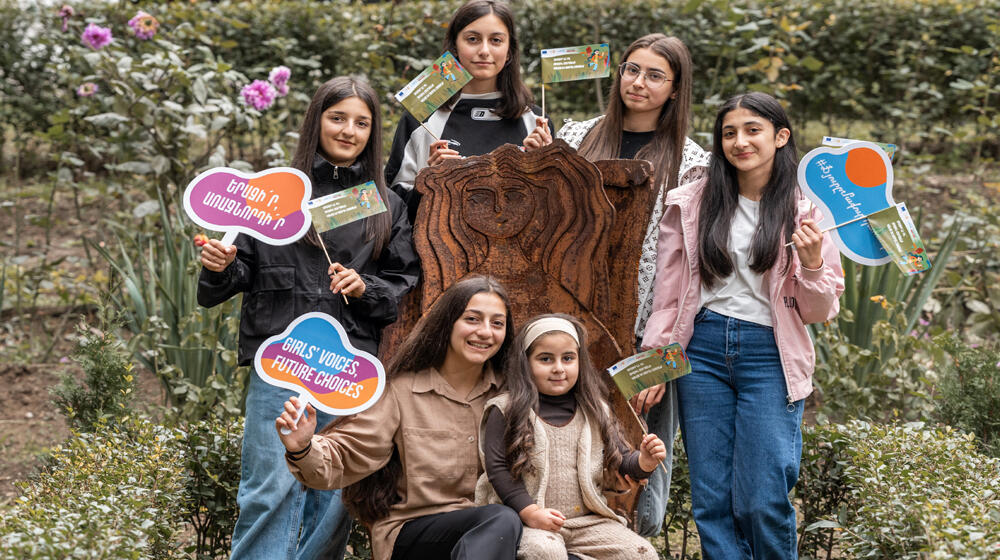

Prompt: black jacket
xmin=197 ymin=155 xmax=420 ymax=363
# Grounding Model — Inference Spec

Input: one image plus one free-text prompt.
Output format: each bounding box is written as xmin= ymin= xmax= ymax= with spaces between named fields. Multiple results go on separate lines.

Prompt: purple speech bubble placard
xmin=183 ymin=167 xmax=313 ymax=245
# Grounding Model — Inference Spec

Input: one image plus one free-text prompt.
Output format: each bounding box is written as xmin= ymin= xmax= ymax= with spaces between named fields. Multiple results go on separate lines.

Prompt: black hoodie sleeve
xmin=197 ymin=234 xmax=256 ymax=308
xmin=353 ymin=190 xmax=420 ymax=327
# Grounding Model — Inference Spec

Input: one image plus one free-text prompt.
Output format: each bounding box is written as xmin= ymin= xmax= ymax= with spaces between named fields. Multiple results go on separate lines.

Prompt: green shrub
xmin=0 ymin=417 xmax=188 ymax=560
xmin=935 ymin=336 xmax=1000 ymax=458
xmin=180 ymin=414 xmax=243 ymax=559
xmin=0 ymin=413 xmax=248 ymax=559
xmin=50 ymin=310 xmax=137 ymax=432
xmin=797 ymin=421 xmax=1000 ymax=559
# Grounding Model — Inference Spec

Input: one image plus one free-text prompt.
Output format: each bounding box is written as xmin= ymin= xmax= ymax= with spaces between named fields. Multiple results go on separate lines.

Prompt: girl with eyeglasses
xmin=523 ymin=33 xmax=709 ymax=538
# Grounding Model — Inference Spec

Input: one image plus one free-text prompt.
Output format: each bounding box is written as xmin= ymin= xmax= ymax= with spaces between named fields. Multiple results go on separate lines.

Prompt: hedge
xmin=0 ymin=418 xmax=189 ymax=560
xmin=2 ymin=0 xmax=998 ymax=178
xmin=0 ymin=415 xmax=244 ymax=560
xmin=797 ymin=421 xmax=1000 ymax=559
xmin=4 ymin=414 xmax=997 ymax=559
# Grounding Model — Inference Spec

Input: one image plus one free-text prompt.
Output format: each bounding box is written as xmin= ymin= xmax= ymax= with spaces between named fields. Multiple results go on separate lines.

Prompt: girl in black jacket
xmin=197 ymin=76 xmax=419 ymax=560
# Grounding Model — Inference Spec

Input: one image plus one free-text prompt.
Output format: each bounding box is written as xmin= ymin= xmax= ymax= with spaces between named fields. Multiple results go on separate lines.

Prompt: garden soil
xmin=0 ymin=184 xmax=164 ymax=505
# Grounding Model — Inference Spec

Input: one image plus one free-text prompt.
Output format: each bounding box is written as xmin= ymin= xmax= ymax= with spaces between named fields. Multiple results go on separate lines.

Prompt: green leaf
xmin=151 ymin=156 xmax=170 ymax=176
xmin=192 ymin=78 xmax=209 ymax=105
xmin=84 ymin=113 xmax=129 ymax=127
xmin=801 ymin=56 xmax=824 ymax=72
xmin=113 ymin=161 xmax=154 ymax=175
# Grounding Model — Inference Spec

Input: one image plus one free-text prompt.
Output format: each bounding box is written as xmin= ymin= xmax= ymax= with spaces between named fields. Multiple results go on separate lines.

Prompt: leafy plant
xmin=93 ymin=191 xmax=244 ymax=423
xmin=796 ymin=421 xmax=1000 ymax=560
xmin=50 ymin=308 xmax=137 ymax=432
xmin=0 ymin=417 xmax=189 ymax=560
xmin=181 ymin=414 xmax=243 ymax=559
xmin=935 ymin=335 xmax=1000 ymax=458
xmin=810 ymin=216 xmax=961 ymax=422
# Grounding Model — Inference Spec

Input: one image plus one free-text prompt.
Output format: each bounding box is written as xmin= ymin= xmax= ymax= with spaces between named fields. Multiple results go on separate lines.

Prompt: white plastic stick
xmin=221 ymin=230 xmax=238 ymax=246
xmin=785 ymin=213 xmax=871 ymax=248
xmin=280 ymin=392 xmax=311 ymax=436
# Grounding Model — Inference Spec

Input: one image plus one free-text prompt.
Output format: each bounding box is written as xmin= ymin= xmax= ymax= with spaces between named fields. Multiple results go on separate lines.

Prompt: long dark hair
xmin=337 ymin=276 xmax=515 ymax=526
xmin=577 ymin=34 xmax=694 ymax=193
xmin=501 ymin=314 xmax=626 ymax=483
xmin=443 ymin=0 xmax=533 ymax=119
xmin=291 ymin=76 xmax=392 ymax=258
xmin=698 ymin=92 xmax=798 ymax=288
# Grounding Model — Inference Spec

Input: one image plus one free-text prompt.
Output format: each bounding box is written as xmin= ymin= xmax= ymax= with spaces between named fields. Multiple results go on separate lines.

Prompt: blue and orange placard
xmin=797 ymin=141 xmax=896 ymax=266
xmin=255 ymin=312 xmax=386 ymax=418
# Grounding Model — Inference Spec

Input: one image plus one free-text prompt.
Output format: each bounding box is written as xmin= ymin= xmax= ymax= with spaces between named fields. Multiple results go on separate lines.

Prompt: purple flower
xmin=59 ymin=5 xmax=74 ymax=33
xmin=269 ymin=66 xmax=291 ymax=96
xmin=241 ymin=80 xmax=277 ymax=111
xmin=81 ymin=23 xmax=113 ymax=50
xmin=59 ymin=356 xmax=70 ymax=364
xmin=127 ymin=11 xmax=160 ymax=40
xmin=76 ymin=82 xmax=99 ymax=97
xmin=918 ymin=317 xmax=930 ymax=326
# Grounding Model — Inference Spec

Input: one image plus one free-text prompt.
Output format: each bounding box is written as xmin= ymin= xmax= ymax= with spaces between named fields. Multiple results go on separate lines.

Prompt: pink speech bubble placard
xmin=183 ymin=167 xmax=313 ymax=246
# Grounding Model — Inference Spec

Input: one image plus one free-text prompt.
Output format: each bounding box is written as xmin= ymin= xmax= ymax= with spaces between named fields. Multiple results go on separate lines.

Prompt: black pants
xmin=392 ymin=504 xmax=522 ymax=560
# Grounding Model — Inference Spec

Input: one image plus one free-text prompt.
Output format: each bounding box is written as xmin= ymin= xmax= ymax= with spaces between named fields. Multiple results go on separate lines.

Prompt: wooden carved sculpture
xmin=415 ymin=141 xmax=622 ymax=363
xmin=381 ymin=140 xmax=656 ymax=521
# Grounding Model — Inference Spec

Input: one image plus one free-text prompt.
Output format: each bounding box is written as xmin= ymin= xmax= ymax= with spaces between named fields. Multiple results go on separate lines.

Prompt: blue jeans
xmin=676 ymin=308 xmax=804 ymax=560
xmin=633 ymin=377 xmax=679 ymax=537
xmin=230 ymin=372 xmax=352 ymax=560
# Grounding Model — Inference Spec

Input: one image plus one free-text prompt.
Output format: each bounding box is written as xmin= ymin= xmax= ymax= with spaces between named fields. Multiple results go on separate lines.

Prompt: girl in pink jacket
xmin=640 ymin=92 xmax=844 ymax=559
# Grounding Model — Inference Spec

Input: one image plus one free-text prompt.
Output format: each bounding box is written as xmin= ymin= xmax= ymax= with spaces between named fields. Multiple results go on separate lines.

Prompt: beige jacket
xmin=287 ymin=367 xmax=500 ymax=560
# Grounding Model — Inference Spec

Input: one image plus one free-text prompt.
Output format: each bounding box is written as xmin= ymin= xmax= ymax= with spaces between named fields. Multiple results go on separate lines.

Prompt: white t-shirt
xmin=699 ymin=195 xmax=773 ymax=326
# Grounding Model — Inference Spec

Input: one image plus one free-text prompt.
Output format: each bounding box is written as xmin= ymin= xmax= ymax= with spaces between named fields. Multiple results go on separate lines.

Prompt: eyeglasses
xmin=619 ymin=62 xmax=672 ymax=88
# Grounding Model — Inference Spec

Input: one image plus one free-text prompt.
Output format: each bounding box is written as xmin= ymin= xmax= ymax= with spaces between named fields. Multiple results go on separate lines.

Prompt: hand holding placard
xmin=607 ymin=344 xmax=691 ymax=473
xmin=276 ymin=395 xmax=316 ymax=448
xmin=259 ymin=312 xmax=387 ymax=437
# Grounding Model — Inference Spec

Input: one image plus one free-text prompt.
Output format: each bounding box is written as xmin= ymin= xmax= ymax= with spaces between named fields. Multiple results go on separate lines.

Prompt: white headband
xmin=522 ymin=317 xmax=580 ymax=349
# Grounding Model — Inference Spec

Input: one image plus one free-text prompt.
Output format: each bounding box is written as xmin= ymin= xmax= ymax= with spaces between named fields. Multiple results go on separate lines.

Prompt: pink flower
xmin=59 ymin=5 xmax=74 ymax=33
xmin=269 ymin=66 xmax=291 ymax=97
xmin=127 ymin=11 xmax=160 ymax=40
xmin=241 ymin=80 xmax=277 ymax=111
xmin=76 ymin=82 xmax=99 ymax=97
xmin=81 ymin=23 xmax=113 ymax=50
xmin=269 ymin=66 xmax=291 ymax=87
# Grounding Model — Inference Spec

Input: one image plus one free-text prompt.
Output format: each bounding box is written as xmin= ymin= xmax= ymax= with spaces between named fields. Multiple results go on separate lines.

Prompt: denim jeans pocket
xmin=693 ymin=307 xmax=710 ymax=324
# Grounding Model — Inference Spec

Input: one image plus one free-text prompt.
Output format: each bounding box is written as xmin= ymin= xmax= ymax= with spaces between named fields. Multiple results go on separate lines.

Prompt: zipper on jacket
xmin=333 ymin=166 xmax=339 ymax=179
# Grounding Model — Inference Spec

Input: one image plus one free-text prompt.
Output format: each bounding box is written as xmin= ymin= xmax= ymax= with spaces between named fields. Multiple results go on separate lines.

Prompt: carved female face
xmin=461 ymin=182 xmax=533 ymax=239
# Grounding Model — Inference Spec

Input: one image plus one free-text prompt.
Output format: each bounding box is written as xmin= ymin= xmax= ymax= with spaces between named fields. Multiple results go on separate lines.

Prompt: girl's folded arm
xmin=482 ymin=407 xmax=536 ymax=514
